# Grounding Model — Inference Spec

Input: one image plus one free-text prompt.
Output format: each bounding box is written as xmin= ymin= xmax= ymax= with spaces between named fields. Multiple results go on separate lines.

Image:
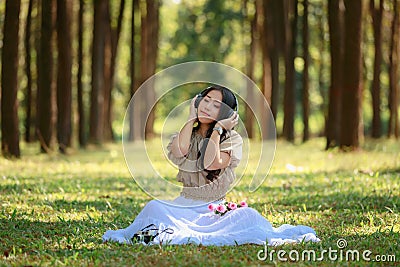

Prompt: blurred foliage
xmin=167 ymin=0 xmax=244 ymax=63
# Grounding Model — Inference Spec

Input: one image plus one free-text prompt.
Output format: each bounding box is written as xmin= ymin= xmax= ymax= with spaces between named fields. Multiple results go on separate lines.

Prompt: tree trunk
xmin=37 ymin=0 xmax=54 ymax=153
xmin=326 ymin=0 xmax=344 ymax=149
xmin=129 ymin=0 xmax=141 ymax=141
xmin=340 ymin=0 xmax=363 ymax=149
xmin=148 ymin=0 xmax=159 ymax=139
xmin=103 ymin=0 xmax=126 ymax=141
xmin=141 ymin=0 xmax=159 ymax=139
xmin=244 ymin=0 xmax=255 ymax=139
xmin=56 ymin=0 xmax=72 ymax=153
xmin=257 ymin=0 xmax=273 ymax=140
xmin=90 ymin=0 xmax=107 ymax=144
xmin=317 ymin=1 xmax=328 ymax=137
xmin=388 ymin=0 xmax=399 ymax=138
xmin=302 ymin=0 xmax=310 ymax=142
xmin=269 ymin=0 xmax=282 ymax=122
xmin=140 ymin=2 xmax=149 ymax=139
xmin=282 ymin=0 xmax=298 ymax=142
xmin=1 ymin=0 xmax=21 ymax=158
xmin=110 ymin=0 xmax=125 ymax=140
xmin=370 ymin=0 xmax=383 ymax=138
xmin=103 ymin=3 xmax=113 ymax=141
xmin=77 ymin=0 xmax=86 ymax=147
xmin=257 ymin=1 xmax=272 ymax=105
xmin=24 ymin=0 xmax=34 ymax=143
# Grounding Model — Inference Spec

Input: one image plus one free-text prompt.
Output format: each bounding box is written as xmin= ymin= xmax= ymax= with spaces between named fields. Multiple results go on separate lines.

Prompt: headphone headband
xmin=196 ymin=86 xmax=238 ymax=112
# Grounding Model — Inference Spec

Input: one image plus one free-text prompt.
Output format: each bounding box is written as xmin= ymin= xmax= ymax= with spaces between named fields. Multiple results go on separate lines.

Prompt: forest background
xmin=1 ymin=0 xmax=399 ymax=157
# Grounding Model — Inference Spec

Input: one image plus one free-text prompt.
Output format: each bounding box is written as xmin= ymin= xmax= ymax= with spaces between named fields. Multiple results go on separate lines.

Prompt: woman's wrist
xmin=211 ymin=126 xmax=222 ymax=136
xmin=215 ymin=122 xmax=223 ymax=129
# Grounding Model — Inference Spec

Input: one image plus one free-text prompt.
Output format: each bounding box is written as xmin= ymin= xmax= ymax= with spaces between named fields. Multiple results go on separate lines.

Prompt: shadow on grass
xmin=377 ymin=167 xmax=400 ymax=175
xmin=271 ymin=191 xmax=399 ymax=213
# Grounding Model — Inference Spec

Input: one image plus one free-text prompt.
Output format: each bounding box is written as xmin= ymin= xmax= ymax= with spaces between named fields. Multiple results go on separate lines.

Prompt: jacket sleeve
xmin=166 ymin=133 xmax=186 ymax=166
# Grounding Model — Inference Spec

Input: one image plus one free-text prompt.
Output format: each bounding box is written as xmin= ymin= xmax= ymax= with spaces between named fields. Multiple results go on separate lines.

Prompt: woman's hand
xmin=216 ymin=112 xmax=239 ymax=131
xmin=188 ymin=95 xmax=198 ymax=121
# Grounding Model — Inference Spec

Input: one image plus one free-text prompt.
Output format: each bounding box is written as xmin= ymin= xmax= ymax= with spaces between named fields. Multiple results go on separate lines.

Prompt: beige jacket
xmin=167 ymin=130 xmax=243 ymax=202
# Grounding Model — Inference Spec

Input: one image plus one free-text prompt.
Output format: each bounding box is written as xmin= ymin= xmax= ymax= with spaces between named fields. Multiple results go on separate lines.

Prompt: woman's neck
xmin=198 ymin=123 xmax=210 ymax=137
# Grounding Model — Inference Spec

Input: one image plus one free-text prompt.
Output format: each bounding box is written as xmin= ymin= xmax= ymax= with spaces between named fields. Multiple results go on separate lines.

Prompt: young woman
xmin=103 ymin=85 xmax=320 ymax=246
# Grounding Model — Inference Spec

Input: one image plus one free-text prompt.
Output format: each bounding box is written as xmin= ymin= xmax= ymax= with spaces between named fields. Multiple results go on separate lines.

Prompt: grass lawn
xmin=0 ymin=138 xmax=399 ymax=266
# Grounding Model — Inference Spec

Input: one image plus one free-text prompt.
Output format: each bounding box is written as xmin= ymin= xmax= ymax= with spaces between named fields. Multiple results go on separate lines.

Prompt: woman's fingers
xmin=217 ymin=111 xmax=239 ymax=130
xmin=220 ymin=112 xmax=238 ymax=129
xmin=231 ymin=112 xmax=239 ymax=122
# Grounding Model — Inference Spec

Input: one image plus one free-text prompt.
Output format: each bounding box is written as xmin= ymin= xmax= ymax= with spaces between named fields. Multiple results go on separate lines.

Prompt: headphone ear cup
xmin=194 ymin=94 xmax=202 ymax=108
xmin=235 ymin=98 xmax=238 ymax=112
xmin=232 ymin=93 xmax=238 ymax=112
xmin=227 ymin=108 xmax=235 ymax=118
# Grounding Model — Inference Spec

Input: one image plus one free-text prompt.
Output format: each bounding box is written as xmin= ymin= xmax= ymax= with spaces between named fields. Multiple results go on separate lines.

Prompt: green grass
xmin=0 ymin=138 xmax=399 ymax=266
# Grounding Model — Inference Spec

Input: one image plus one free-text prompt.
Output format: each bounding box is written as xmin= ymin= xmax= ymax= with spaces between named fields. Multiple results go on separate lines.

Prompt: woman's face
xmin=197 ymin=90 xmax=223 ymax=124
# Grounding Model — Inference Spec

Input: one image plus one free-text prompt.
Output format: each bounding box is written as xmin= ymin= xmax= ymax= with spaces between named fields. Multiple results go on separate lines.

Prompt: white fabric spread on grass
xmin=102 ymin=196 xmax=320 ymax=246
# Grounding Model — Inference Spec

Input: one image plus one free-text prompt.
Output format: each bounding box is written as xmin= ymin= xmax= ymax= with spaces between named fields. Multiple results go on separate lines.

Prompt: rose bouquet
xmin=208 ymin=200 xmax=248 ymax=216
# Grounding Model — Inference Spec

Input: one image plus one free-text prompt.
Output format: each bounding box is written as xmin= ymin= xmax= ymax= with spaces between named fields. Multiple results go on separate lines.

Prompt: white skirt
xmin=102 ymin=196 xmax=320 ymax=246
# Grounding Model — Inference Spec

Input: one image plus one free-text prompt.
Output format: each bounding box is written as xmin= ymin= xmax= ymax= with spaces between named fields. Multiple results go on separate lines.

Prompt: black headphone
xmin=194 ymin=86 xmax=238 ymax=119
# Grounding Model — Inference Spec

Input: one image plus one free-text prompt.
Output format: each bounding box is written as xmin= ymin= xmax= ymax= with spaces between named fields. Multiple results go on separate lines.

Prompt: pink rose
xmin=239 ymin=201 xmax=248 ymax=207
xmin=208 ymin=203 xmax=217 ymax=211
xmin=228 ymin=202 xmax=237 ymax=210
xmin=216 ymin=204 xmax=227 ymax=213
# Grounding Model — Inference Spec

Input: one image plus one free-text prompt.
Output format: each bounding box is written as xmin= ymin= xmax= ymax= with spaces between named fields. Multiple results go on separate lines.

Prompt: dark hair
xmin=194 ymin=85 xmax=238 ymax=182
